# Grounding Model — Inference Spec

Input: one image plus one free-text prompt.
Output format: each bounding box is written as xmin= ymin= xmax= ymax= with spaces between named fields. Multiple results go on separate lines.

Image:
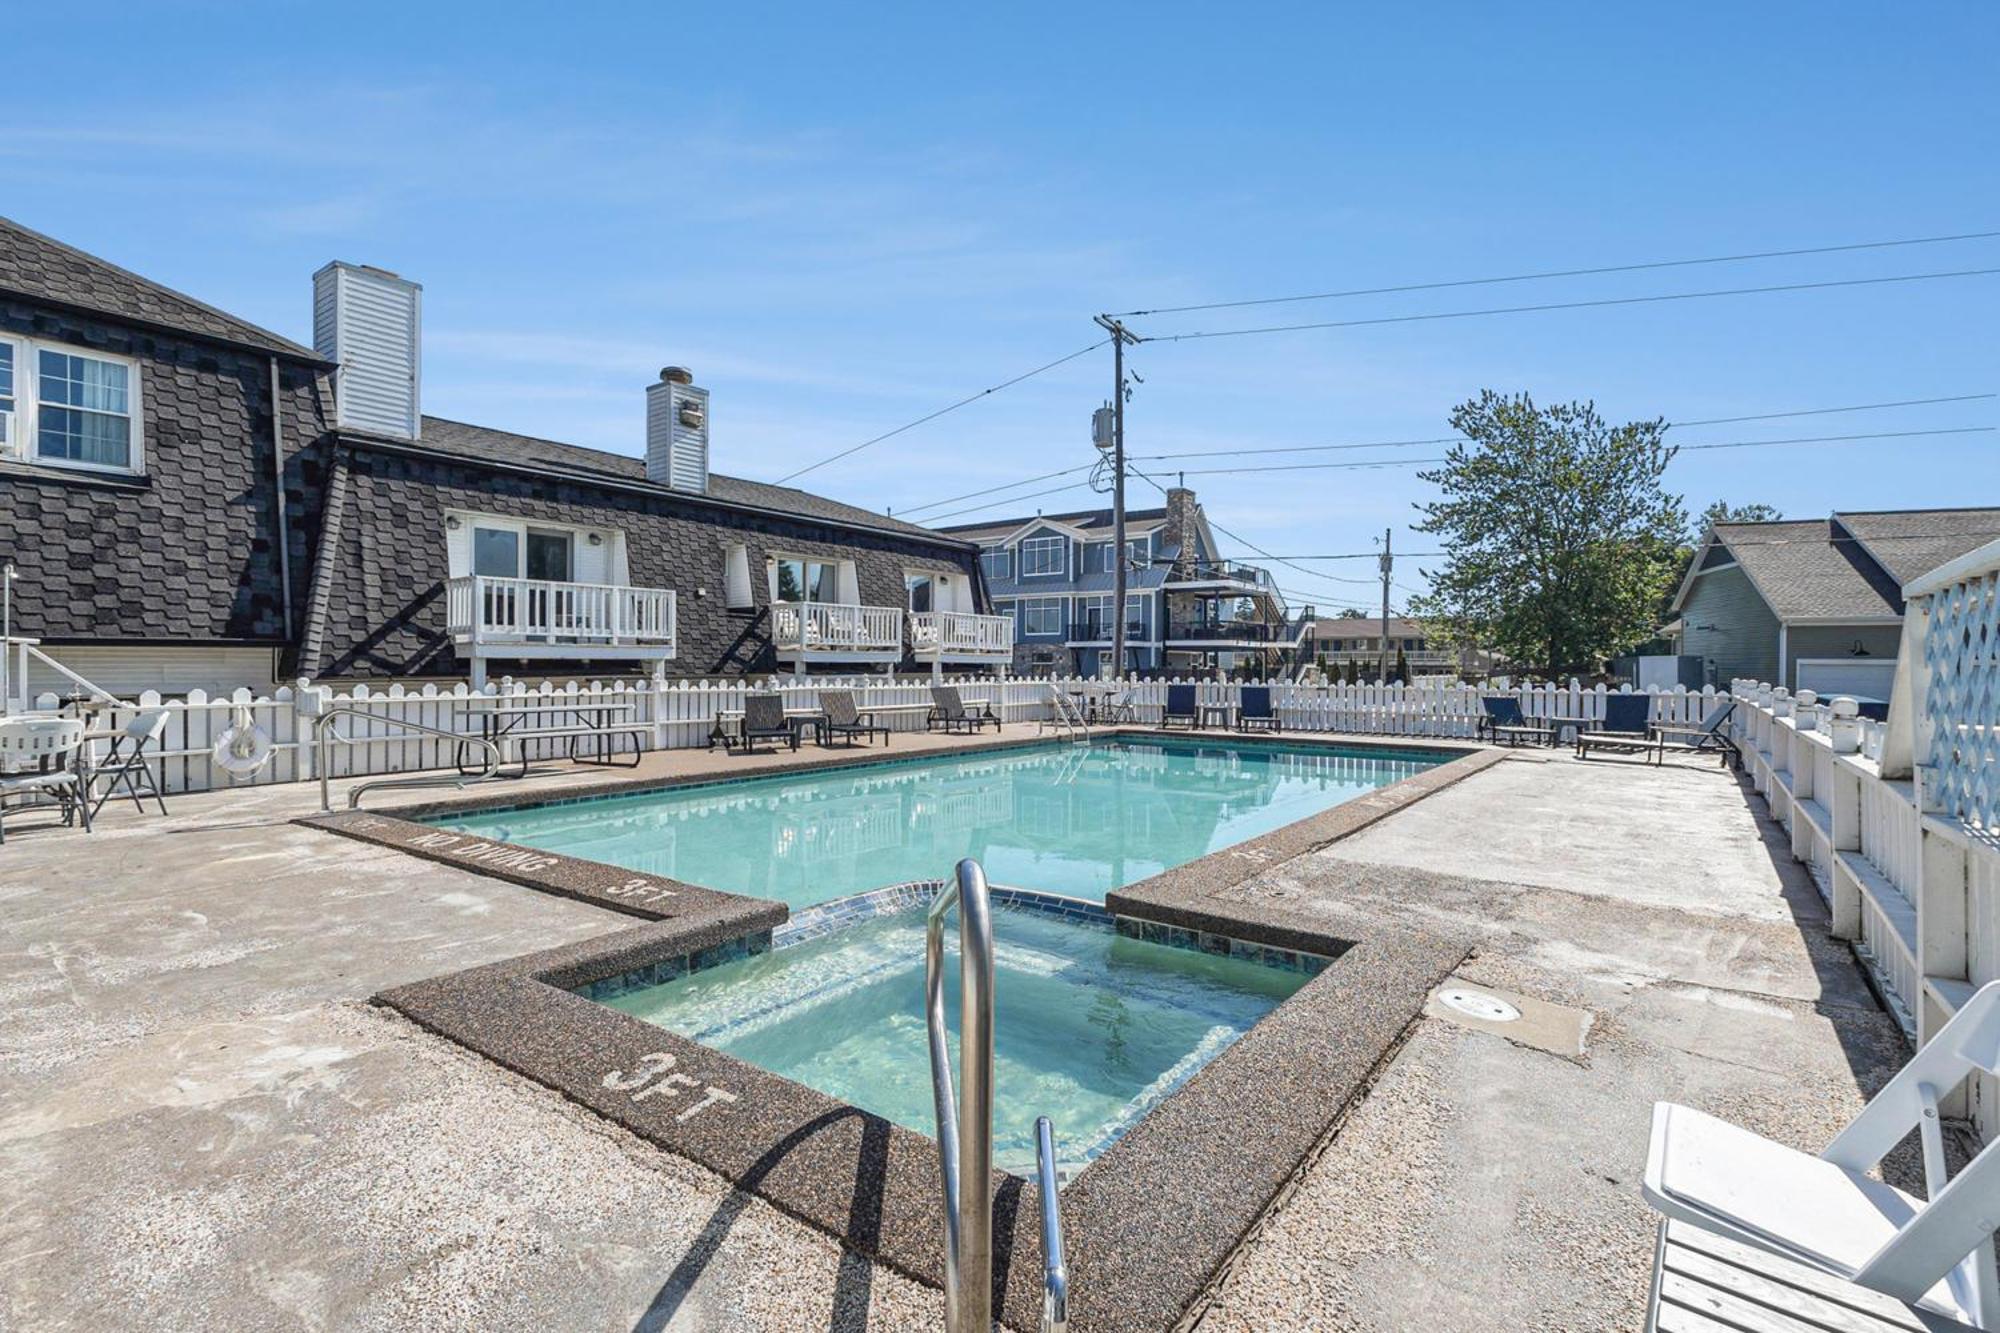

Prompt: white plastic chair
xmin=1644 ymin=979 xmax=2000 ymax=1327
xmin=0 ymin=716 xmax=92 ymax=843
xmin=88 ymin=708 xmax=170 ymax=818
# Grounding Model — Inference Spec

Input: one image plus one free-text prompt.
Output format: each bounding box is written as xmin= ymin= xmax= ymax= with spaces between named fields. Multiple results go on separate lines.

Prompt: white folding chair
xmin=88 ymin=709 xmax=171 ymax=819
xmin=0 ymin=716 xmax=92 ymax=843
xmin=1644 ymin=980 xmax=2000 ymax=1327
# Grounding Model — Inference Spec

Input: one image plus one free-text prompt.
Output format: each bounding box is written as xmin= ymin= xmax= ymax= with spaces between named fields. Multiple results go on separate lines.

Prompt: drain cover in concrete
xmin=1425 ymin=975 xmax=1592 ymax=1059
xmin=1437 ymin=987 xmax=1521 ymax=1023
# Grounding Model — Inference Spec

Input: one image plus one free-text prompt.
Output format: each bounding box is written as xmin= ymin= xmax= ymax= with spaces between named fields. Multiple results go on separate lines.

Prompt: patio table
xmin=1197 ymin=702 xmax=1236 ymax=731
xmin=457 ymin=697 xmax=643 ymax=777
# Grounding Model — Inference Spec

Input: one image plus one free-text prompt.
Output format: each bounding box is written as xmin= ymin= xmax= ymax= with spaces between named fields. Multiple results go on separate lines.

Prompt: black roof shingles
xmin=0 ymin=215 xmax=321 ymax=361
xmin=390 ymin=416 xmax=967 ymax=545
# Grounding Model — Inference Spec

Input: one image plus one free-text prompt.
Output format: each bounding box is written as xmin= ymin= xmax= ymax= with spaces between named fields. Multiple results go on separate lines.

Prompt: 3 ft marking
xmin=603 ymin=1052 xmax=738 ymax=1122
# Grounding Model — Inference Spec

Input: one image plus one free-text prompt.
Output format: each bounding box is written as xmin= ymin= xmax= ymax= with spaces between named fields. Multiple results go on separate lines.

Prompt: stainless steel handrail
xmin=312 ymin=706 xmax=504 ymax=811
xmin=928 ymin=859 xmax=995 ymax=1333
xmin=928 ymin=860 xmax=1072 ymax=1333
xmin=1036 ymin=1116 xmax=1069 ymax=1333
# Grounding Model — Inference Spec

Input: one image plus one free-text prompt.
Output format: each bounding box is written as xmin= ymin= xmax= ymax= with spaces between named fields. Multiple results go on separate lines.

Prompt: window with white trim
xmin=0 ymin=335 xmax=142 ymax=473
xmin=1018 ymin=535 xmax=1065 ymax=577
xmin=1019 ymin=596 xmax=1065 ymax=636
xmin=980 ymin=545 xmax=1012 ymax=581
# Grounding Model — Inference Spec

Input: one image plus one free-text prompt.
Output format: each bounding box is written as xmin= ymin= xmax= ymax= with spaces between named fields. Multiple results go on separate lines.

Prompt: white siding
xmin=28 ymin=646 xmax=279 ymax=699
xmin=645 ymin=379 xmax=709 ymax=492
xmin=314 ymin=262 xmax=422 ymax=440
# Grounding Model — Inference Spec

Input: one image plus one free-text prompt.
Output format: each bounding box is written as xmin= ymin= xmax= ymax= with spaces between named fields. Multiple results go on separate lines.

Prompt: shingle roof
xmin=1833 ymin=508 xmax=2000 ymax=588
xmin=1711 ymin=519 xmax=1903 ymax=621
xmin=1309 ymin=616 xmax=1431 ymax=640
xmin=0 ymin=215 xmax=320 ymax=360
xmin=938 ymin=505 xmax=1170 ymax=541
xmin=401 ymin=416 xmax=963 ymax=543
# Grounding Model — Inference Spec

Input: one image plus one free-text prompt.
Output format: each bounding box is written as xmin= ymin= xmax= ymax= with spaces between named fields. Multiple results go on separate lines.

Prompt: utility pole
xmin=1094 ymin=315 xmax=1140 ymax=678
xmin=1378 ymin=528 xmax=1394 ymax=683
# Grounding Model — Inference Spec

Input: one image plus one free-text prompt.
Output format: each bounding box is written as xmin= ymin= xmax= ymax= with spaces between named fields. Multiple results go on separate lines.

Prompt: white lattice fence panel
xmin=1923 ymin=561 xmax=2000 ymax=829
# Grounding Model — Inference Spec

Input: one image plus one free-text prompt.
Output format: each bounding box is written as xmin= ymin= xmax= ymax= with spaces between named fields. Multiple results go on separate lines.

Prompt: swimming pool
xmin=596 ymin=894 xmax=1309 ymax=1175
xmin=428 ymin=737 xmax=1448 ymax=908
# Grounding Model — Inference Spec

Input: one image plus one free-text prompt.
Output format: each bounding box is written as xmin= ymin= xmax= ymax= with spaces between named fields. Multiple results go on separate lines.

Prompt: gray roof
xmin=937 ymin=505 xmax=1169 ymax=542
xmin=1710 ymin=519 xmax=1903 ymax=621
xmin=1310 ymin=616 xmax=1430 ymax=640
xmin=0 ymin=215 xmax=321 ymax=361
xmin=404 ymin=416 xmax=962 ymax=543
xmin=1834 ymin=508 xmax=2000 ymax=588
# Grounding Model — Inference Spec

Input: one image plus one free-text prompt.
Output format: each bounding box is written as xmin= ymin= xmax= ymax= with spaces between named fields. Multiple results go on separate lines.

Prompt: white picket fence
xmin=24 ymin=672 xmax=1747 ymax=798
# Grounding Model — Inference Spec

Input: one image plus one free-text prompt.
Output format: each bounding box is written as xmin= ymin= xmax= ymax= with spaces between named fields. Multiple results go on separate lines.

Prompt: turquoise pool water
xmin=602 ymin=902 xmax=1306 ymax=1174
xmin=432 ymin=737 xmax=1445 ymax=907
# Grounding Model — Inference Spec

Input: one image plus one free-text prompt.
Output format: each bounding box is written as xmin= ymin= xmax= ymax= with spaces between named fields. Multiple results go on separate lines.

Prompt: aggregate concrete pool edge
xmin=323 ymin=736 xmax=1500 ymax=1330
xmin=377 ymin=895 xmax=1471 ymax=1333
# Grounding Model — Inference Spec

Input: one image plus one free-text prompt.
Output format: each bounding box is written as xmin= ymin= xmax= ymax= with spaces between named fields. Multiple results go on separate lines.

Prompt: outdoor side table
xmin=1547 ymin=715 xmax=1594 ymax=747
xmin=1198 ymin=703 xmax=1235 ymax=731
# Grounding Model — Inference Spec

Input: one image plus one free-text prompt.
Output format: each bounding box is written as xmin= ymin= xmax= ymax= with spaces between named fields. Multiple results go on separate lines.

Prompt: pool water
xmin=601 ymin=903 xmax=1308 ymax=1174
xmin=434 ymin=738 xmax=1444 ymax=907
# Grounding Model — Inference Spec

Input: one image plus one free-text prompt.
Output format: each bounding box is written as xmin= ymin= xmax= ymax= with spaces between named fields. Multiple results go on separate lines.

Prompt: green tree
xmin=1696 ymin=499 xmax=1782 ymax=538
xmin=1411 ymin=391 xmax=1686 ymax=677
xmin=1335 ymin=607 xmax=1370 ymax=619
xmin=1393 ymin=645 xmax=1410 ymax=683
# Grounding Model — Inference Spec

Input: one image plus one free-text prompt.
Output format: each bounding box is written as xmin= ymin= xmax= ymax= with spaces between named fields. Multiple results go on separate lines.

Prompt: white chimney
xmin=313 ymin=261 xmax=422 ymax=440
xmin=646 ymin=366 xmax=709 ymax=492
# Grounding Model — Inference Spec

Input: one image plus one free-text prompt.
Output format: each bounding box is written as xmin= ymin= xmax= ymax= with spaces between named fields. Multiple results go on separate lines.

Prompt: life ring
xmin=212 ymin=717 xmax=276 ymax=779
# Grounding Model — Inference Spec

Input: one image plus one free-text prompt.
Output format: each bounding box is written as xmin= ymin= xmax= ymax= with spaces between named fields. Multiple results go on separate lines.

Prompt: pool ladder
xmin=1041 ymin=684 xmax=1089 ymax=744
xmin=928 ymin=859 xmax=1069 ymax=1333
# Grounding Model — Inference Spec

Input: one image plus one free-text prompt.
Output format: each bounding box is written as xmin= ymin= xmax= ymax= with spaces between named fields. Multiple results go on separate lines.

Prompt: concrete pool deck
xmin=0 ymin=726 xmax=1922 ymax=1330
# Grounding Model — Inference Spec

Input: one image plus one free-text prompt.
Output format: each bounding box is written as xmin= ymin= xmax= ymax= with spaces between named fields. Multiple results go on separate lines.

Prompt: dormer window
xmin=1018 ymin=534 xmax=1065 ymax=577
xmin=0 ymin=335 xmax=143 ymax=474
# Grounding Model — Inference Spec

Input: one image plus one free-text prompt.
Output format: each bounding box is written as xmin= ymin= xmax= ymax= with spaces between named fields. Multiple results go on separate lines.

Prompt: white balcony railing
xmin=909 ymin=610 xmax=1014 ymax=658
xmin=445 ymin=576 xmax=677 ymax=649
xmin=770 ymin=601 xmax=904 ymax=655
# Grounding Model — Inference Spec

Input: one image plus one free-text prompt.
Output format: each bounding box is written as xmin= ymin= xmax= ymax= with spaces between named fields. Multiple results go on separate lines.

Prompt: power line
xmin=1131 ymin=268 xmax=2000 ymax=344
xmin=1670 ymin=392 xmax=1995 ymax=428
xmin=924 ymin=479 xmax=1098 ymax=524
xmin=1111 ymin=229 xmax=2000 ymax=317
xmin=896 ymin=460 xmax=1100 ymax=517
xmin=1164 ymin=426 xmax=1993 ymax=477
xmin=773 ymin=339 xmax=1106 ymax=484
xmin=899 ymin=392 xmax=1996 ymax=516
xmin=1128 ymin=464 xmax=1383 ymax=590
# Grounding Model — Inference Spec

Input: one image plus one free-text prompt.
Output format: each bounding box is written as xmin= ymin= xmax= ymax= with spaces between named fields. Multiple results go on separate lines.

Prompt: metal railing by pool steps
xmin=927 ymin=858 xmax=1069 ymax=1333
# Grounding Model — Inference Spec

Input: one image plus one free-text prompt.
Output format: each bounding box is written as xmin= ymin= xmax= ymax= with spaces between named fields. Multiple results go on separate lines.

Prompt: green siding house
xmin=1669 ymin=508 xmax=2000 ymax=696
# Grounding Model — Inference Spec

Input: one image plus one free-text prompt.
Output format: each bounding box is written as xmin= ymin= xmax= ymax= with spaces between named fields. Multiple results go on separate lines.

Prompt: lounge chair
xmin=1642 ymin=978 xmax=2000 ymax=1329
xmin=1652 ymin=698 xmax=1739 ymax=768
xmin=817 ymin=690 xmax=890 ymax=747
xmin=0 ymin=716 xmax=93 ymax=843
xmin=1476 ymin=696 xmax=1552 ymax=748
xmin=1236 ymin=686 xmax=1280 ymax=732
xmin=728 ymin=693 xmax=798 ymax=754
xmin=928 ymin=686 xmax=999 ymax=735
xmin=1576 ymin=694 xmax=1660 ymax=763
xmin=1161 ymin=683 xmax=1198 ymax=730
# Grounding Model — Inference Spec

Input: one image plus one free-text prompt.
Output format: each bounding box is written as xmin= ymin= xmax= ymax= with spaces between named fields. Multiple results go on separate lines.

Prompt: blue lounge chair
xmin=1236 ymin=686 xmax=1280 ymax=732
xmin=1477 ymin=696 xmax=1552 ymax=747
xmin=1577 ymin=694 xmax=1660 ymax=763
xmin=1161 ymin=683 xmax=1198 ymax=729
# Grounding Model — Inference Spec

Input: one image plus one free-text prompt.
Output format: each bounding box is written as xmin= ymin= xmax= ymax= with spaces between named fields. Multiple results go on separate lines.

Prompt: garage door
xmin=1796 ymin=658 xmax=1896 ymax=701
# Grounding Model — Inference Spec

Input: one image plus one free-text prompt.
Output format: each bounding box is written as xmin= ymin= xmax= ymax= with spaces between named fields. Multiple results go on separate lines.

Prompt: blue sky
xmin=5 ymin=5 xmax=1994 ymax=612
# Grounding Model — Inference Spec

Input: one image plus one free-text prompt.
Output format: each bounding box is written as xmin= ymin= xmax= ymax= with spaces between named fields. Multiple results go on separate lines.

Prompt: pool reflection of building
xmin=509 ymin=743 xmax=1434 ymax=896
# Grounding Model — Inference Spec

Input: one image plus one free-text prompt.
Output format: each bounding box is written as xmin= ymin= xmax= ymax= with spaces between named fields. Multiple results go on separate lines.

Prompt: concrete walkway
xmin=0 ymin=737 xmax=1910 ymax=1330
xmin=1193 ymin=752 xmax=1911 ymax=1332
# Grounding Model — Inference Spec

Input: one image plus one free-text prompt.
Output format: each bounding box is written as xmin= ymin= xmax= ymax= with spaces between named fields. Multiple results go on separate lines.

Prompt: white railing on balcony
xmin=445 ymin=576 xmax=676 ymax=648
xmin=909 ymin=611 xmax=1013 ymax=658
xmin=770 ymin=601 xmax=904 ymax=655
